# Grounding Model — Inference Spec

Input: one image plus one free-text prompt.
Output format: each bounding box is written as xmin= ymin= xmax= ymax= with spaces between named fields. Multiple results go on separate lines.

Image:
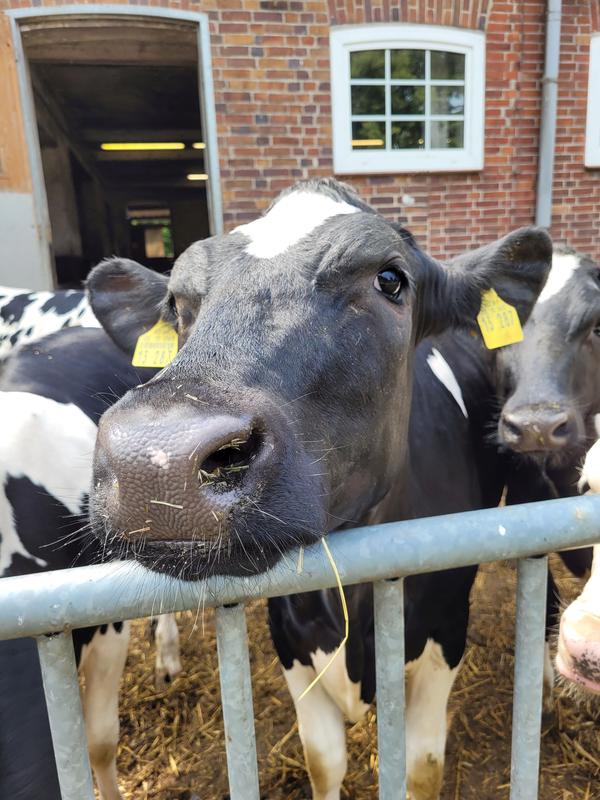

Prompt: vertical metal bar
xmin=197 ymin=13 xmax=224 ymax=236
xmin=373 ymin=578 xmax=406 ymax=800
xmin=215 ymin=604 xmax=260 ymax=800
xmin=36 ymin=632 xmax=95 ymax=800
xmin=510 ymin=557 xmax=548 ymax=800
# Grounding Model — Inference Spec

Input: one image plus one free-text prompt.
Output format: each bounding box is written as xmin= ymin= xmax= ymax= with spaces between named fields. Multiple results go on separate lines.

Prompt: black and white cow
xmin=496 ymin=248 xmax=600 ymax=671
xmin=498 ymin=247 xmax=600 ymax=475
xmin=0 ymin=327 xmax=181 ymax=799
xmin=0 ymin=285 xmax=98 ymax=358
xmin=0 ymin=285 xmax=182 ymax=681
xmin=83 ymin=179 xmax=551 ymax=800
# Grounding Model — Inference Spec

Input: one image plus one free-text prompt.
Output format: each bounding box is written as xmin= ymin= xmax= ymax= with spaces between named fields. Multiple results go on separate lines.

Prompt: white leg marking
xmin=232 ymin=190 xmax=359 ymax=259
xmin=0 ymin=392 xmax=97 ymax=574
xmin=311 ymin=645 xmax=369 ymax=724
xmin=154 ymin=613 xmax=182 ymax=688
xmin=405 ymin=640 xmax=459 ymax=800
xmin=426 ymin=348 xmax=468 ymax=418
xmin=284 ymin=660 xmax=347 ymax=800
xmin=80 ymin=623 xmax=129 ymax=800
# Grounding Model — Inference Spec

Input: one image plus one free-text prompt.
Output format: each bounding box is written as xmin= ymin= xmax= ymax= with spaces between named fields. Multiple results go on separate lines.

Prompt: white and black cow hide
xmin=0 ymin=326 xmax=180 ymax=800
xmin=0 ymin=285 xmax=99 ymax=359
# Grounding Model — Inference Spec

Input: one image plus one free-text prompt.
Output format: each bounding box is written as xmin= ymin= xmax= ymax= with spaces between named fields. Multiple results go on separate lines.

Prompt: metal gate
xmin=1 ymin=494 xmax=599 ymax=800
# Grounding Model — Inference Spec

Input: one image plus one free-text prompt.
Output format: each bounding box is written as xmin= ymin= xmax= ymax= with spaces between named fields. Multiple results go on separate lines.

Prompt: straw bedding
xmin=113 ymin=555 xmax=600 ymax=799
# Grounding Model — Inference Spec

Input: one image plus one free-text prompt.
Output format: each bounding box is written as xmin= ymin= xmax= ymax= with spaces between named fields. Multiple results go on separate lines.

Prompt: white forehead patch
xmin=427 ymin=348 xmax=468 ymax=418
xmin=537 ymin=252 xmax=581 ymax=304
xmin=231 ymin=191 xmax=359 ymax=259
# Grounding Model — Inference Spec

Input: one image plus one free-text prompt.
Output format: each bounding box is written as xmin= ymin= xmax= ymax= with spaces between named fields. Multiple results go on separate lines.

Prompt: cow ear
xmin=86 ymin=258 xmax=169 ymax=355
xmin=416 ymin=227 xmax=552 ymax=340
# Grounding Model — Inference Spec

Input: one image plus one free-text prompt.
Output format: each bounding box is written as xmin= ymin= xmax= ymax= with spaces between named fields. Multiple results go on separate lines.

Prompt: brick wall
xmin=1 ymin=0 xmax=599 ymax=259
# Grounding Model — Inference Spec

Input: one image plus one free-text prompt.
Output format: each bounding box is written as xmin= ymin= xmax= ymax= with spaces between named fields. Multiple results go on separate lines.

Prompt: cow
xmin=84 ymin=179 xmax=552 ymax=800
xmin=0 ymin=327 xmax=181 ymax=799
xmin=556 ymin=422 xmax=600 ymax=694
xmin=496 ymin=247 xmax=600 ymax=685
xmin=0 ymin=285 xmax=181 ymax=685
xmin=0 ymin=286 xmax=99 ymax=359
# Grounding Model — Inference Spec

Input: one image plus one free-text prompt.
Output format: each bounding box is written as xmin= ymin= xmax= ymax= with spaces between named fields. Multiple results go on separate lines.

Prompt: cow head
xmin=498 ymin=249 xmax=600 ymax=461
xmin=87 ymin=179 xmax=551 ymax=580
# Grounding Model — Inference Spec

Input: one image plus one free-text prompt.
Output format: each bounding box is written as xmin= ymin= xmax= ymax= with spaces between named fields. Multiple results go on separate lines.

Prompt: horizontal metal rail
xmin=1 ymin=494 xmax=598 ymax=800
xmin=0 ymin=495 xmax=598 ymax=638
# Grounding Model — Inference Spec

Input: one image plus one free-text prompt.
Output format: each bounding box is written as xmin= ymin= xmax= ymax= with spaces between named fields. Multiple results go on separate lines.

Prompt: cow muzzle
xmin=557 ymin=602 xmax=600 ymax=695
xmin=498 ymin=404 xmax=581 ymax=453
xmin=91 ymin=391 xmax=323 ymax=578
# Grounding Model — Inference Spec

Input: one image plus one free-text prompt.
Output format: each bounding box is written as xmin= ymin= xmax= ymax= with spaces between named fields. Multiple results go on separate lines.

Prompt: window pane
xmin=352 ymin=120 xmax=386 ymax=149
xmin=391 ymin=121 xmax=424 ymax=149
xmin=350 ymin=50 xmax=385 ymax=79
xmin=351 ymin=85 xmax=385 ymax=115
xmin=390 ymin=49 xmax=425 ymax=79
xmin=431 ymin=51 xmax=465 ymax=80
xmin=391 ymin=86 xmax=425 ymax=114
xmin=431 ymin=86 xmax=464 ymax=115
xmin=431 ymin=120 xmax=464 ymax=148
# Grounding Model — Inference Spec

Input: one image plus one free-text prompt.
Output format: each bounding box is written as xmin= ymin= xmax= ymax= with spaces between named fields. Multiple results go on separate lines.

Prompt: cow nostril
xmin=501 ymin=416 xmax=522 ymax=440
xmin=197 ymin=430 xmax=263 ymax=490
xmin=551 ymin=421 xmax=569 ymax=440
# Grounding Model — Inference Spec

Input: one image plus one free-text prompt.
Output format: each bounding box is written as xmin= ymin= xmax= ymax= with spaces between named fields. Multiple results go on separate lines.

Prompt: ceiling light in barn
xmin=100 ymin=143 xmax=186 ymax=151
xmin=187 ymin=173 xmax=209 ymax=181
xmin=351 ymin=138 xmax=385 ymax=147
xmin=192 ymin=142 xmax=206 ymax=149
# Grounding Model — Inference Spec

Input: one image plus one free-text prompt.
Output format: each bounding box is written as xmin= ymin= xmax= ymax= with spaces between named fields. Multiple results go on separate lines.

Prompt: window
xmin=585 ymin=34 xmax=600 ymax=167
xmin=330 ymin=25 xmax=485 ymax=174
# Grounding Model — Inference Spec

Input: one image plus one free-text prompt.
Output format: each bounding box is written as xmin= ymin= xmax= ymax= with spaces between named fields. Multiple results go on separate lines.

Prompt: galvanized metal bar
xmin=509 ymin=557 xmax=548 ymax=800
xmin=373 ymin=578 xmax=406 ymax=800
xmin=0 ymin=495 xmax=596 ymax=641
xmin=215 ymin=604 xmax=260 ymax=800
xmin=36 ymin=632 xmax=95 ymax=800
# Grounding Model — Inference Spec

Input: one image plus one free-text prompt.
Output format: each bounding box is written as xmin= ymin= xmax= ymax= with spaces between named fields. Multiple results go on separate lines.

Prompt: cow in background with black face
xmin=86 ymin=179 xmax=552 ymax=799
xmin=497 ymin=248 xmax=600 ymax=680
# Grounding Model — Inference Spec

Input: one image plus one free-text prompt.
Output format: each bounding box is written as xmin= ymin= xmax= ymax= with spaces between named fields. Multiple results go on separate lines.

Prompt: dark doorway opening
xmin=22 ymin=16 xmax=210 ymax=287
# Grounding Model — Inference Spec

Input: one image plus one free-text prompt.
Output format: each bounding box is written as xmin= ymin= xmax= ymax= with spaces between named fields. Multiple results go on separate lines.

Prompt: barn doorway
xmin=18 ymin=13 xmax=216 ymax=288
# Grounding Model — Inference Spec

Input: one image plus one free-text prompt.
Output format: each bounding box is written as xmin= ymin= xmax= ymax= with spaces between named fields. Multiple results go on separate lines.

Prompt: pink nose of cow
xmin=557 ymin=604 xmax=600 ymax=693
xmin=499 ymin=407 xmax=579 ymax=452
xmin=94 ymin=404 xmax=269 ymax=544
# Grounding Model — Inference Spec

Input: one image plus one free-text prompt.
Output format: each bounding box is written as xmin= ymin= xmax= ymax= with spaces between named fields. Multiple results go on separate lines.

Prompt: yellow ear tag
xmin=477 ymin=289 xmax=524 ymax=350
xmin=131 ymin=320 xmax=178 ymax=368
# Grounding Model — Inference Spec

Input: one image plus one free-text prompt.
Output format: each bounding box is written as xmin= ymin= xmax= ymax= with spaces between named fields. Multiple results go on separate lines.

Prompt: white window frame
xmin=585 ymin=34 xmax=600 ymax=167
xmin=330 ymin=24 xmax=485 ymax=174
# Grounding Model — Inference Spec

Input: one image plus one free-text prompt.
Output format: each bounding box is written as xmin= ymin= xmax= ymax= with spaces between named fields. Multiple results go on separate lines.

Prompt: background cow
xmin=0 ymin=327 xmax=180 ymax=799
xmin=0 ymin=284 xmax=181 ymax=685
xmin=0 ymin=286 xmax=98 ymax=358
xmin=497 ymin=248 xmax=600 ymax=685
xmin=556 ymin=420 xmax=600 ymax=694
xmin=85 ymin=179 xmax=552 ymax=800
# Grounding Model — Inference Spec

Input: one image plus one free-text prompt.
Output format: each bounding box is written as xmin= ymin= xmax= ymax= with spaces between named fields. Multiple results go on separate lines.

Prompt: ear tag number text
xmin=132 ymin=320 xmax=178 ymax=368
xmin=477 ymin=289 xmax=523 ymax=349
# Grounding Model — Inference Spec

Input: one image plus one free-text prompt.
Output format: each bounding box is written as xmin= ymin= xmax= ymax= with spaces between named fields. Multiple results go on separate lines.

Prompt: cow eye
xmin=374 ymin=267 xmax=407 ymax=300
xmin=593 ymin=324 xmax=600 ymax=338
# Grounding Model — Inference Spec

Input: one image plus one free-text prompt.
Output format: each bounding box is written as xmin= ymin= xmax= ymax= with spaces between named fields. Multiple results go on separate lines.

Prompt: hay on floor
xmin=113 ymin=555 xmax=600 ymax=799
